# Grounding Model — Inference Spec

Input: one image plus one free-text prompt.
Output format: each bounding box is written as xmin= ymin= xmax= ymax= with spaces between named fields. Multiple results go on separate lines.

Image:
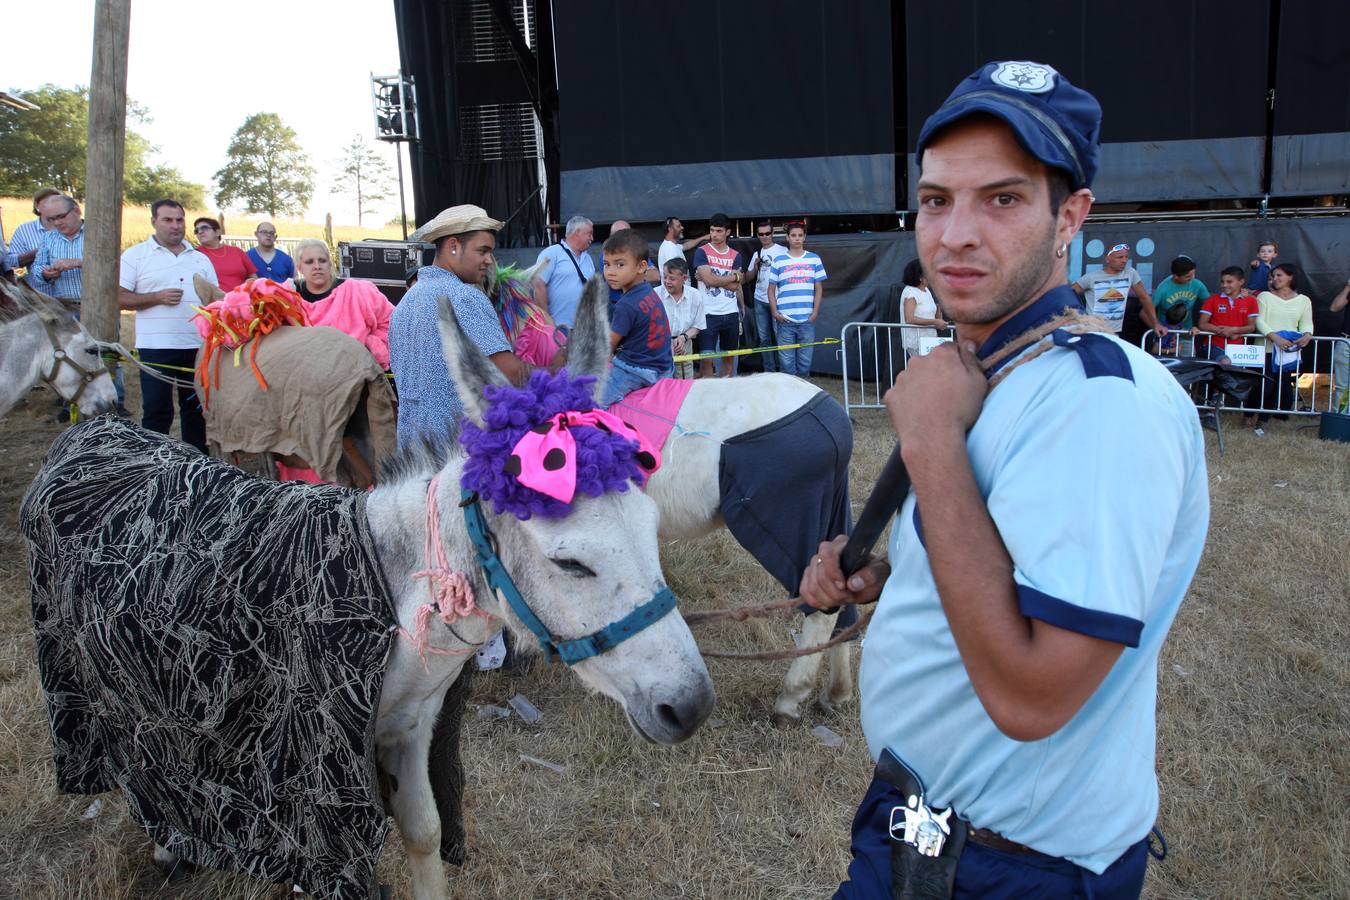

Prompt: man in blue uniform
xmin=800 ymin=61 xmax=1209 ymax=898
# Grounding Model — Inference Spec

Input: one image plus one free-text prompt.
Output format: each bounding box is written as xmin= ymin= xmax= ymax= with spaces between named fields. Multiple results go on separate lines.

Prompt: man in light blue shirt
xmin=389 ymin=204 xmax=529 ymax=447
xmin=4 ymin=186 xmax=60 ymax=290
xmin=531 ymin=214 xmax=594 ymax=329
xmin=31 ymin=195 xmax=86 ymax=301
xmin=800 ymin=61 xmax=1208 ymax=899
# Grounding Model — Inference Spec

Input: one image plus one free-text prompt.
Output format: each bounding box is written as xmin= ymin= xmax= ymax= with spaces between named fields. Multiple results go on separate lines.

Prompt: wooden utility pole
xmin=82 ymin=0 xmax=131 ymax=344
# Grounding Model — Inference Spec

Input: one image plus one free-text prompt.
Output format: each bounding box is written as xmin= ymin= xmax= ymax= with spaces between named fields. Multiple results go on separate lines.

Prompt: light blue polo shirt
xmin=859 ymin=284 xmax=1209 ymax=874
xmin=534 ymin=242 xmax=595 ymax=328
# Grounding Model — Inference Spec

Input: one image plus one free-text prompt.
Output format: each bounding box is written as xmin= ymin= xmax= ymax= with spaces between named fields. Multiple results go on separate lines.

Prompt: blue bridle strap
xmin=460 ymin=489 xmax=677 ymax=666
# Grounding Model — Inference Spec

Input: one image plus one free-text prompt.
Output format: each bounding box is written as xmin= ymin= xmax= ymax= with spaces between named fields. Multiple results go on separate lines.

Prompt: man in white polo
xmin=118 ymin=199 xmax=218 ymax=452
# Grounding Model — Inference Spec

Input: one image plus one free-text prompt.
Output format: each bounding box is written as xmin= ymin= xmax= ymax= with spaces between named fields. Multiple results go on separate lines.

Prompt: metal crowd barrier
xmin=222 ymin=236 xmax=311 ymax=257
xmin=1141 ymin=331 xmax=1350 ymax=417
xmin=840 ymin=321 xmax=957 ymax=416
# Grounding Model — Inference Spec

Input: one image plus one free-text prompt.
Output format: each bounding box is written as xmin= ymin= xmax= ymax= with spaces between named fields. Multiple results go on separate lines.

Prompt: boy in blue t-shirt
xmin=599 ymin=229 xmax=673 ymax=407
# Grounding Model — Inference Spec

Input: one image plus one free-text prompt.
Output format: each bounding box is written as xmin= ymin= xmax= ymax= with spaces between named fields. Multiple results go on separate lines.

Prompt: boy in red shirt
xmin=1194 ymin=265 xmax=1259 ymax=364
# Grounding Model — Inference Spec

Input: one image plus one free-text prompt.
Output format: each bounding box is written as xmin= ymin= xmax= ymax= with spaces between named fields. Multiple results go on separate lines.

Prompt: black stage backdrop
xmin=1270 ymin=1 xmax=1350 ymax=196
xmin=553 ymin=0 xmax=894 ymax=222
xmin=903 ymin=0 xmax=1271 ymax=205
xmin=393 ymin=0 xmax=548 ymax=247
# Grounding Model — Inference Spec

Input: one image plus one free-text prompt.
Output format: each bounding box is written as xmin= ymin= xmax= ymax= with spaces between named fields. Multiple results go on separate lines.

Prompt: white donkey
xmin=22 ymin=282 xmax=714 ymax=898
xmin=506 ymin=272 xmax=857 ymax=724
xmin=0 ymin=279 xmax=117 ymax=418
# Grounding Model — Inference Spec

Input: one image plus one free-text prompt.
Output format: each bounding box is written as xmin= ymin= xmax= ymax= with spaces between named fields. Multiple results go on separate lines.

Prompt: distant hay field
xmin=0 ymin=196 xmax=405 ymax=253
xmin=0 ymin=374 xmax=1345 ymax=898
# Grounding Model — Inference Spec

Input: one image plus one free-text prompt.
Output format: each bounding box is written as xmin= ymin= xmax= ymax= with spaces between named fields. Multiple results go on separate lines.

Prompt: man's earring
xmin=1055 ymin=243 xmax=1067 ymax=258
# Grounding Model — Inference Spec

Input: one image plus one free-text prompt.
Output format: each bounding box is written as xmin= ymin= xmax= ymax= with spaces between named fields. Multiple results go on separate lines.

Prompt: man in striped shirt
xmin=3 ymin=186 xmax=61 ymax=290
xmin=31 ymin=195 xmax=85 ymax=302
xmin=767 ymin=221 xmax=827 ymax=377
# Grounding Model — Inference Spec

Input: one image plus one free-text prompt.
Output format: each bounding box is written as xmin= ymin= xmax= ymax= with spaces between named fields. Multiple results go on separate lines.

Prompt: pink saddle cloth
xmin=605 ymin=378 xmax=695 ymax=451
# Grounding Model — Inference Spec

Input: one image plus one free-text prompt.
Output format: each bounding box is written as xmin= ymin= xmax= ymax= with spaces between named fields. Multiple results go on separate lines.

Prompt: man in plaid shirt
xmin=31 ymin=195 xmax=85 ymax=302
xmin=33 ymin=193 xmax=128 ymax=412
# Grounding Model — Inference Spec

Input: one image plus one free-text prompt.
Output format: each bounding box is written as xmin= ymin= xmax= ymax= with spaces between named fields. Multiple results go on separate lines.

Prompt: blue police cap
xmin=916 ymin=61 xmax=1102 ymax=190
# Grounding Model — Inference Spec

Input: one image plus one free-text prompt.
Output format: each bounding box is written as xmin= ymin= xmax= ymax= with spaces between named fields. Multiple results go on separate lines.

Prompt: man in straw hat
xmin=390 ymin=204 xmax=534 ymax=447
xmin=799 ymin=61 xmax=1208 ymax=897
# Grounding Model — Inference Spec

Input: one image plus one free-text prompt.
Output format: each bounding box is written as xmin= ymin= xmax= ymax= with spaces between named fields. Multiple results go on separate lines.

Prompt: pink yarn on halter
xmin=399 ymin=472 xmax=494 ymax=668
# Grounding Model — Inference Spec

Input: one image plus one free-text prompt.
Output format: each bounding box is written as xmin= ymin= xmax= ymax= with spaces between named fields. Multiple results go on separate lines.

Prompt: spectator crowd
xmin=2 ymin=183 xmax=1348 ymax=451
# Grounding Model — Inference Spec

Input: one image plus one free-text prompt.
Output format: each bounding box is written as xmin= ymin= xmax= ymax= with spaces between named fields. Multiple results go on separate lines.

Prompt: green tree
xmin=214 ymin=113 xmax=314 ymax=217
xmin=0 ymin=84 xmax=204 ymax=204
xmin=125 ymin=164 xmax=206 ymax=208
xmin=331 ymin=136 xmax=393 ymax=227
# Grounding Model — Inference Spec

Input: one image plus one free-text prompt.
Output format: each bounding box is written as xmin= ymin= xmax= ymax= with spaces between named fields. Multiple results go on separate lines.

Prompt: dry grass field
xmin=0 ymin=197 xmax=404 ymax=253
xmin=0 ymin=365 xmax=1346 ymax=898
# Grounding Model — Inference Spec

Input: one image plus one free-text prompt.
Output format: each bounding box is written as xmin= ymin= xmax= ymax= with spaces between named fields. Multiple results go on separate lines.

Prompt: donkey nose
xmin=653 ymin=681 xmax=715 ymax=741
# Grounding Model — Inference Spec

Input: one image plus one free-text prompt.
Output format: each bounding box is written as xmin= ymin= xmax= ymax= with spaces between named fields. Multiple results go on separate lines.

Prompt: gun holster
xmin=874 ymin=749 xmax=968 ymax=900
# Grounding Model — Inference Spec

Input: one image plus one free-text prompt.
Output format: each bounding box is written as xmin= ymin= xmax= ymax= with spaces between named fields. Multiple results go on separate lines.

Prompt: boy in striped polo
xmin=767 ymin=221 xmax=827 ymax=377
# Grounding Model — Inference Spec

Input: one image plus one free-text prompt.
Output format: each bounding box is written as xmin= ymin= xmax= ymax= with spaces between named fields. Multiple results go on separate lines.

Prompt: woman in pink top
xmin=292 ymin=239 xmax=394 ymax=368
xmin=193 ymin=217 xmax=257 ymax=291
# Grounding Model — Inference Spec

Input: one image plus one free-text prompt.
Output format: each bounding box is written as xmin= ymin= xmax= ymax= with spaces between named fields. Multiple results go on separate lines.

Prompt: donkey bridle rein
xmin=38 ymin=315 xmax=107 ymax=406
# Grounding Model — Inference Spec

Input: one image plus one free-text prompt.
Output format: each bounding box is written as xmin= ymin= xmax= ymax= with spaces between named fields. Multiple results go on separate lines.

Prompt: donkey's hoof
xmin=771 ymin=710 xmax=800 ymax=729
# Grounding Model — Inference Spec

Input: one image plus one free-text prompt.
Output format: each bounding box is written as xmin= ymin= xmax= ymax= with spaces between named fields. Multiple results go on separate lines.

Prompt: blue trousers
xmin=754 ymin=301 xmax=778 ymax=372
xmin=776 ymin=319 xmax=815 ymax=377
xmin=836 ymin=774 xmax=1149 ymax=899
xmin=600 ymin=357 xmax=671 ymax=408
xmin=139 ymin=347 xmax=206 ymax=453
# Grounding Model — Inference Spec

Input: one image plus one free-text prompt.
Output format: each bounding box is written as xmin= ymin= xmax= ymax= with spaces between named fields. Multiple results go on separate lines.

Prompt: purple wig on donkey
xmin=460 ymin=368 xmax=653 ymax=519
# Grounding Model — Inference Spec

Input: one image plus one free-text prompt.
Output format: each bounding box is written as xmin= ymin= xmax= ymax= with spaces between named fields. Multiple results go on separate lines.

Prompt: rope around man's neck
xmin=687 ymin=307 xmax=1115 ymax=662
xmin=982 ymin=308 xmax=1114 ymax=387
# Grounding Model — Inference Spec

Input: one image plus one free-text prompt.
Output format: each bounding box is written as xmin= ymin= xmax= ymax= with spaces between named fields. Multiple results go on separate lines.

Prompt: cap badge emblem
xmin=991 ymin=62 xmax=1057 ymax=94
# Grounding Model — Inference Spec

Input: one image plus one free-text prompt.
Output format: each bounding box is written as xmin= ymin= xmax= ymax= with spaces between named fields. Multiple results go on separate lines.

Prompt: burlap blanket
xmin=198 ymin=325 xmax=398 ymax=484
xmin=22 ymin=417 xmax=398 ymax=897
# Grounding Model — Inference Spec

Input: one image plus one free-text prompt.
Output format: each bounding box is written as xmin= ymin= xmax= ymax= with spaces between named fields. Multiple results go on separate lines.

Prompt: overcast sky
xmin=6 ymin=0 xmax=410 ymax=226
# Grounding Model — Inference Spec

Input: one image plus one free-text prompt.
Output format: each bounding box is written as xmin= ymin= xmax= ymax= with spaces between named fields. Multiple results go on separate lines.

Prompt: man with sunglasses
xmin=745 ymin=221 xmax=786 ymax=372
xmin=1073 ymin=242 xmax=1165 ymax=342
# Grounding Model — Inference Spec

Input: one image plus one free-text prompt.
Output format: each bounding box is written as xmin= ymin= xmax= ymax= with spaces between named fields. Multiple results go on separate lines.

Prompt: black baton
xmin=837 ymin=442 xmax=912 ymax=580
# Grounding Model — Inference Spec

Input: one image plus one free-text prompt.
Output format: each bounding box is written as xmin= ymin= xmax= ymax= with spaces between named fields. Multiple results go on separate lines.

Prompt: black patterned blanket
xmin=21 ymin=418 xmax=398 ymax=897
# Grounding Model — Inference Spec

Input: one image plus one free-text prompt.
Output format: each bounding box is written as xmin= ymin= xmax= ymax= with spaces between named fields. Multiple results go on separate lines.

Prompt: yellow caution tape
xmin=673 ymin=338 xmax=839 ymax=363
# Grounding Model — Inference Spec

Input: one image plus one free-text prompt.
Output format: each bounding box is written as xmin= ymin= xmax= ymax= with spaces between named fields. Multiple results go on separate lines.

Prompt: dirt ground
xmin=0 ymin=370 xmax=1346 ymax=898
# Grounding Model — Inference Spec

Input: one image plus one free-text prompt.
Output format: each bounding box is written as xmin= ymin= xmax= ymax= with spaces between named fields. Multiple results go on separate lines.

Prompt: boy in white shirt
xmin=656 ymin=258 xmax=707 ymax=379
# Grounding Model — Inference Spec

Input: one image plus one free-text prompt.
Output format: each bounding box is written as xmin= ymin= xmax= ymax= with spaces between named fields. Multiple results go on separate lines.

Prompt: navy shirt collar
xmin=976 ymin=283 xmax=1083 ymax=378
xmin=617 ymin=282 xmax=651 ymax=304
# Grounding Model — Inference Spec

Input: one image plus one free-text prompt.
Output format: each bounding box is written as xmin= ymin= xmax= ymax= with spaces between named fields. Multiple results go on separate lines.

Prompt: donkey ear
xmin=194 ymin=273 xmax=225 ymax=302
xmin=436 ymin=293 xmax=510 ymax=423
xmin=0 ymin=279 xmax=27 ymax=318
xmin=565 ymin=274 xmax=612 ymax=394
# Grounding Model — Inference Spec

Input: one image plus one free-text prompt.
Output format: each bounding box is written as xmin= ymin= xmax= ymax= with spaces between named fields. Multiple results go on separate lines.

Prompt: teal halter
xmin=460 ymin=489 xmax=677 ymax=665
